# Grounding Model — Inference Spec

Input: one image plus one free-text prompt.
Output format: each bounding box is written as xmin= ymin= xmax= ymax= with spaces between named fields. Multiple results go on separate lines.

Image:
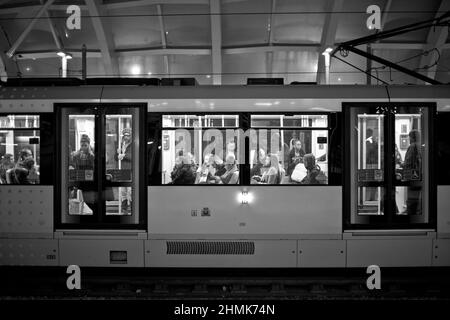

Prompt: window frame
xmin=157 ymin=112 xmax=243 ymax=186
xmin=343 ymin=102 xmax=437 ymax=231
xmin=55 ymin=103 xmax=147 ymax=230
xmin=0 ymin=112 xmax=53 ymax=186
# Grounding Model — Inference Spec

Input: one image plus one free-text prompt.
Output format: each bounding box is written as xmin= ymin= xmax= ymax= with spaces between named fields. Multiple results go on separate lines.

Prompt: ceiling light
xmin=131 ymin=65 xmax=141 ymax=75
xmin=322 ymin=47 xmax=333 ymax=55
xmin=148 ymin=72 xmax=152 ymax=75
xmin=57 ymin=51 xmax=73 ymax=59
xmin=26 ymin=67 xmax=31 ymax=71
xmin=206 ymin=75 xmax=211 ymax=78
xmin=255 ymin=102 xmax=272 ymax=106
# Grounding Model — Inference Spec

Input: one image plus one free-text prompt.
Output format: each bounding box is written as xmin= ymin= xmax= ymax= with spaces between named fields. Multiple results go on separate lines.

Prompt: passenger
xmin=195 ymin=153 xmax=216 ymax=184
xmin=9 ymin=149 xmax=36 ymax=184
xmin=117 ymin=128 xmax=132 ymax=169
xmin=212 ymin=153 xmax=239 ymax=184
xmin=69 ymin=134 xmax=96 ymax=211
xmin=0 ymin=153 xmax=14 ymax=184
xmin=116 ymin=128 xmax=132 ymax=213
xmin=226 ymin=141 xmax=237 ymax=161
xmin=250 ymin=148 xmax=269 ymax=178
xmin=70 ymin=134 xmax=95 ymax=171
xmin=260 ymin=154 xmax=284 ymax=184
xmin=301 ymin=153 xmax=327 ymax=184
xmin=171 ymin=155 xmax=196 ymax=184
xmin=287 ymin=139 xmax=305 ymax=178
xmin=402 ymin=130 xmax=422 ymax=215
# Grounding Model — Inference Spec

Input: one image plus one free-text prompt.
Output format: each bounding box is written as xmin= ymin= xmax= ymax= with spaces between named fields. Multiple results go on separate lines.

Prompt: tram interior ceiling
xmin=0 ymin=0 xmax=450 ymax=304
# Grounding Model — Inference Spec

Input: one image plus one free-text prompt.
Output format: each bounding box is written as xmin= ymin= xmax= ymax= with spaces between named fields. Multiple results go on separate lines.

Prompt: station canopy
xmin=0 ymin=0 xmax=449 ymax=85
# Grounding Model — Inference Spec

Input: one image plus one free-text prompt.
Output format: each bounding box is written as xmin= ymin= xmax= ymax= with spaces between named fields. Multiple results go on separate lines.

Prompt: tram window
xmin=249 ymin=114 xmax=328 ymax=185
xmin=161 ymin=114 xmax=240 ymax=185
xmin=251 ymin=114 xmax=328 ymax=128
xmin=0 ymin=115 xmax=40 ymax=185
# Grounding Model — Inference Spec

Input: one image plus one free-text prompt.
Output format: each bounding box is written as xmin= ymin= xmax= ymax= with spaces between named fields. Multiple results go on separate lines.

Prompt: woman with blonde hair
xmin=261 ymin=153 xmax=284 ymax=184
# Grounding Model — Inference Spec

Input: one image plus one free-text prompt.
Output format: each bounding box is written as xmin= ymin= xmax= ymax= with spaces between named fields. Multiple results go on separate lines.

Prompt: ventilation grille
xmin=166 ymin=241 xmax=255 ymax=255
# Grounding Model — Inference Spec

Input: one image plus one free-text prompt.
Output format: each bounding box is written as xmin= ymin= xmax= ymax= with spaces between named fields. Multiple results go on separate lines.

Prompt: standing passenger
xmin=117 ymin=128 xmax=132 ymax=212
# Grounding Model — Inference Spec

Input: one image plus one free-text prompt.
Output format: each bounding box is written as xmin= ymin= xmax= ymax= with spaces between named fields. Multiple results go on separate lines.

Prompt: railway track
xmin=1 ymin=267 xmax=450 ymax=299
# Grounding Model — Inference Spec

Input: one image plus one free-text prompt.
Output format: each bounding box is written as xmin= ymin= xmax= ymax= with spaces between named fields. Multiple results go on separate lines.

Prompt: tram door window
xmin=59 ymin=106 xmax=144 ymax=228
xmin=346 ymin=104 xmax=434 ymax=229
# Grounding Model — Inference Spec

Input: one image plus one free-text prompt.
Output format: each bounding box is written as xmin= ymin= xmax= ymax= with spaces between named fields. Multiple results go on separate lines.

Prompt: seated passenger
xmin=301 ymin=153 xmax=327 ymax=185
xmin=8 ymin=158 xmax=34 ymax=184
xmin=195 ymin=154 xmax=216 ymax=184
xmin=261 ymin=154 xmax=284 ymax=184
xmin=250 ymin=148 xmax=269 ymax=179
xmin=171 ymin=155 xmax=196 ymax=184
xmin=212 ymin=154 xmax=239 ymax=184
xmin=0 ymin=153 xmax=14 ymax=184
xmin=287 ymin=139 xmax=306 ymax=178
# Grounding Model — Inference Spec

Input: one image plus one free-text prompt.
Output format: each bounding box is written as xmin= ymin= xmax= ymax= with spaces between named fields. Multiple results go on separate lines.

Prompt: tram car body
xmin=0 ymin=82 xmax=450 ymax=269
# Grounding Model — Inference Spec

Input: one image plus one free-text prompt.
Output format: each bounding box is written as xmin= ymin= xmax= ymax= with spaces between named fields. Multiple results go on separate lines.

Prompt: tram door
xmin=58 ymin=105 xmax=145 ymax=228
xmin=345 ymin=104 xmax=435 ymax=229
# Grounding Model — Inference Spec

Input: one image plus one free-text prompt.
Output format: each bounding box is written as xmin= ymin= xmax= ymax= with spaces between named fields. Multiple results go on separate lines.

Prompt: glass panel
xmin=105 ymin=113 xmax=136 ymax=217
xmin=249 ymin=129 xmax=328 ymax=184
xmin=162 ymin=115 xmax=238 ymax=128
xmin=394 ymin=111 xmax=428 ymax=218
xmin=68 ymin=115 xmax=95 ymax=181
xmin=161 ymin=128 xmax=240 ymax=185
xmin=68 ymin=186 xmax=94 ymax=215
xmin=65 ymin=114 xmax=96 ymax=217
xmin=355 ymin=114 xmax=384 ymax=216
xmin=349 ymin=108 xmax=385 ymax=223
xmin=105 ymin=115 xmax=133 ymax=182
xmin=0 ymin=130 xmax=40 ymax=184
xmin=0 ymin=115 xmax=39 ymax=129
xmin=251 ymin=115 xmax=328 ymax=128
xmin=105 ymin=187 xmax=133 ymax=216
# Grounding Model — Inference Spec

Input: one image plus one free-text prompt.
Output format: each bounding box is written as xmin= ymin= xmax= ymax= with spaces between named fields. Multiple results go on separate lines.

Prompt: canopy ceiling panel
xmin=272 ymin=0 xmax=327 ymax=44
xmin=108 ymin=5 xmax=161 ymax=49
xmin=162 ymin=4 xmax=211 ymax=47
xmin=222 ymin=0 xmax=272 ymax=46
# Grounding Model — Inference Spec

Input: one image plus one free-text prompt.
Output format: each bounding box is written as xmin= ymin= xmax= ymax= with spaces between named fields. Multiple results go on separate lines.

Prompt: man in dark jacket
xmin=287 ymin=139 xmax=305 ymax=178
xmin=171 ymin=155 xmax=196 ymax=184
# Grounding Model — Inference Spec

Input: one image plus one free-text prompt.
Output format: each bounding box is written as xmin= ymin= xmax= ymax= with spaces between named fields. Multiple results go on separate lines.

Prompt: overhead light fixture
xmin=57 ymin=51 xmax=73 ymax=59
xmin=255 ymin=102 xmax=273 ymax=106
xmin=322 ymin=47 xmax=333 ymax=55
